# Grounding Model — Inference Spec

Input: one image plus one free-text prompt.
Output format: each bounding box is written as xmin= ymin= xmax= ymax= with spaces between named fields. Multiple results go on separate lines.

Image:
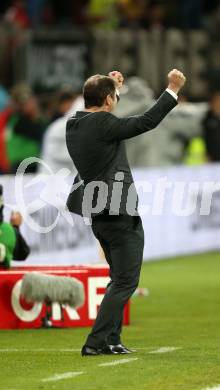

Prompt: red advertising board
xmin=0 ymin=266 xmax=130 ymax=329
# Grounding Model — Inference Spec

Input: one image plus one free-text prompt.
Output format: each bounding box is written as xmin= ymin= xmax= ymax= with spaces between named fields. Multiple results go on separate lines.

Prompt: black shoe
xmin=108 ymin=344 xmax=134 ymax=354
xmin=100 ymin=345 xmax=120 ymax=355
xmin=81 ymin=345 xmax=101 ymax=356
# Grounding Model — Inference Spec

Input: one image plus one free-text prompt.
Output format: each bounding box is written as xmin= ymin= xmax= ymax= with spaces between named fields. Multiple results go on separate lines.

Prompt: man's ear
xmin=106 ymin=94 xmax=112 ymax=106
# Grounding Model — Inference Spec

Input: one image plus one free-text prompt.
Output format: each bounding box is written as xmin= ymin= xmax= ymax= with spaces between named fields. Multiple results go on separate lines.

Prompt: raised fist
xmin=168 ymin=69 xmax=186 ymax=94
xmin=108 ymin=71 xmax=124 ymax=90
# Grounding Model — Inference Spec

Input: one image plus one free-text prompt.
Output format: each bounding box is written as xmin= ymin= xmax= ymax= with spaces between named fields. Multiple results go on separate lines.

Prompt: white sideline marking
xmin=40 ymin=358 xmax=138 ymax=383
xmin=41 ymin=371 xmax=84 ymax=382
xmin=0 ymin=348 xmax=139 ymax=353
xmin=99 ymin=357 xmax=138 ymax=367
xmin=203 ymin=386 xmax=220 ymax=390
xmin=0 ymin=346 xmax=181 ymax=354
xmin=149 ymin=347 xmax=181 ymax=354
xmin=0 ymin=348 xmax=80 ymax=352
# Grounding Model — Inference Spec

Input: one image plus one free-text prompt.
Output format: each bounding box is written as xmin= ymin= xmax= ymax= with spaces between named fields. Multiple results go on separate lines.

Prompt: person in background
xmin=0 ymin=185 xmax=30 ymax=269
xmin=6 ymin=83 xmax=45 ymax=173
xmin=118 ymin=0 xmax=146 ymax=28
xmin=0 ymin=106 xmax=12 ymax=174
xmin=4 ymin=0 xmax=31 ymax=29
xmin=203 ymin=91 xmax=220 ymax=162
xmin=50 ymin=89 xmax=76 ymax=123
xmin=178 ymin=0 xmax=203 ymax=29
xmin=0 ymin=85 xmax=9 ymax=112
xmin=40 ymin=93 xmax=84 ymax=174
xmin=114 ymin=79 xmax=208 ymax=167
xmin=26 ymin=0 xmax=45 ymax=28
xmin=87 ymin=0 xmax=119 ymax=28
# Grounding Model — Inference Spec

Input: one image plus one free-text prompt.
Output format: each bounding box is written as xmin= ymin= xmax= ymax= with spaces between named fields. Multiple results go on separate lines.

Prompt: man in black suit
xmin=66 ymin=69 xmax=186 ymax=356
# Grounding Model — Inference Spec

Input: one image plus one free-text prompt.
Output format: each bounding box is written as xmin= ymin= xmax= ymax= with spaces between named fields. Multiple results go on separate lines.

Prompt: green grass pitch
xmin=1 ymin=251 xmax=220 ymax=390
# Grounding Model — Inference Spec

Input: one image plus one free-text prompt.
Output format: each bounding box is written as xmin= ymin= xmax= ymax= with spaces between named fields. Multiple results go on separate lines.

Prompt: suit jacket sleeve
xmin=98 ymin=91 xmax=178 ymax=141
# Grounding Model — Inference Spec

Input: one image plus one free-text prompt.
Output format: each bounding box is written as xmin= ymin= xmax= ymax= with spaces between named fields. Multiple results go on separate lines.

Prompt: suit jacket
xmin=66 ymin=91 xmax=177 ymax=218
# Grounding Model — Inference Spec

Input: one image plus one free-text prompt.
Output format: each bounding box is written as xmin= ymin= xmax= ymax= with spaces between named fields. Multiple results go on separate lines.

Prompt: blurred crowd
xmin=0 ymin=0 xmax=219 ymax=33
xmin=0 ymin=83 xmax=83 ymax=173
xmin=0 ymin=79 xmax=220 ymax=175
xmin=0 ymin=1 xmax=219 ymax=174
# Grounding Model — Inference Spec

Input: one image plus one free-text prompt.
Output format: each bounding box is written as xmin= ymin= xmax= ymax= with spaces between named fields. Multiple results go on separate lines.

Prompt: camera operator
xmin=0 ymin=185 xmax=30 ymax=269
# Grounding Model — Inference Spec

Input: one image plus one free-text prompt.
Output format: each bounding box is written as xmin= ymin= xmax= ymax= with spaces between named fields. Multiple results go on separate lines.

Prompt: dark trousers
xmin=85 ymin=213 xmax=144 ymax=348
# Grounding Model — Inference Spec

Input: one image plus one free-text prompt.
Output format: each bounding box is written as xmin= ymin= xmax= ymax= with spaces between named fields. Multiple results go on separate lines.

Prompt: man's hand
xmin=10 ymin=211 xmax=22 ymax=227
xmin=108 ymin=71 xmax=124 ymax=90
xmin=167 ymin=69 xmax=186 ymax=95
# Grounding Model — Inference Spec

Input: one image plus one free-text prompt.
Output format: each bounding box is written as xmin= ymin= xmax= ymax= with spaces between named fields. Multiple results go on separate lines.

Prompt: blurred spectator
xmin=0 ymin=184 xmax=30 ymax=269
xmin=178 ymin=0 xmax=203 ymax=29
xmin=203 ymin=91 xmax=220 ymax=162
xmin=203 ymin=0 xmax=220 ymax=35
xmin=47 ymin=0 xmax=88 ymax=26
xmin=87 ymin=0 xmax=119 ymax=28
xmin=4 ymin=0 xmax=31 ymax=29
xmin=147 ymin=1 xmax=167 ymax=30
xmin=39 ymin=94 xmax=84 ymax=174
xmin=47 ymin=0 xmax=72 ymax=25
xmin=114 ymin=77 xmax=208 ymax=167
xmin=183 ymin=137 xmax=207 ymax=165
xmin=5 ymin=83 xmax=45 ymax=173
xmin=26 ymin=0 xmax=45 ymax=27
xmin=0 ymin=107 xmax=12 ymax=174
xmin=0 ymin=86 xmax=9 ymax=111
xmin=50 ymin=89 xmax=76 ymax=123
xmin=118 ymin=0 xmax=147 ymax=28
xmin=72 ymin=0 xmax=89 ymax=26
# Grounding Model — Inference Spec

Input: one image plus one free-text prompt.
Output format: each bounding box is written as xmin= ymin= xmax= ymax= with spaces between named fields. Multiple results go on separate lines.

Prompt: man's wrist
xmin=166 ymin=87 xmax=178 ymax=100
xmin=167 ymin=83 xmax=180 ymax=95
